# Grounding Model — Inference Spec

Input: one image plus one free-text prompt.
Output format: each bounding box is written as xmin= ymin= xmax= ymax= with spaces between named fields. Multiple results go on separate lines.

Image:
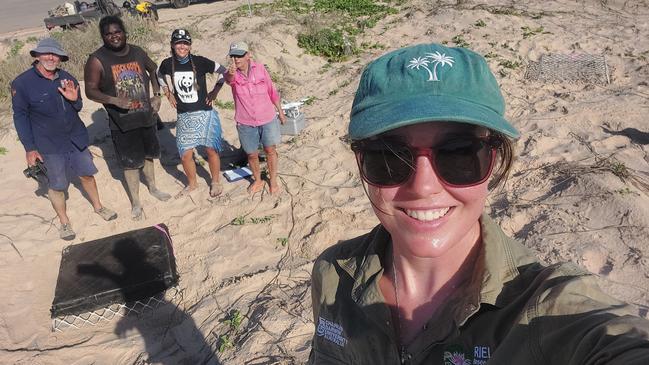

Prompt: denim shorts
xmin=42 ymin=148 xmax=98 ymax=191
xmin=236 ymin=116 xmax=281 ymax=154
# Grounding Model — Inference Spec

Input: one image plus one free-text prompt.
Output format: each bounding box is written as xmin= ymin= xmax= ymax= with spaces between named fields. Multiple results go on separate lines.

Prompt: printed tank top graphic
xmin=174 ymin=71 xmax=198 ymax=104
xmin=111 ymin=61 xmax=150 ymax=113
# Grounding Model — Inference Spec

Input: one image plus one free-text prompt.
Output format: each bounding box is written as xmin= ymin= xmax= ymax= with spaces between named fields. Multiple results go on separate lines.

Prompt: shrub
xmin=7 ymin=40 xmax=26 ymax=57
xmin=272 ymin=0 xmax=397 ymax=62
xmin=298 ymin=27 xmax=357 ymax=61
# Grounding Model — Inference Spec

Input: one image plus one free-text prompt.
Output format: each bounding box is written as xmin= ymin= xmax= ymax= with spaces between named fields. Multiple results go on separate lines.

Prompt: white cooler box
xmin=281 ymin=102 xmax=307 ymax=136
xmin=280 ymin=113 xmax=306 ymax=135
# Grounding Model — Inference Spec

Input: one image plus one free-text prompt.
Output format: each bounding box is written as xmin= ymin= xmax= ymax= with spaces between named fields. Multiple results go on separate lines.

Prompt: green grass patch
xmin=249 ymin=215 xmax=274 ymax=224
xmin=610 ymin=161 xmax=629 ymax=179
xmin=224 ymin=309 xmax=244 ymax=330
xmin=452 ymin=34 xmax=470 ymax=48
xmin=521 ymin=26 xmax=547 ymax=38
xmin=615 ymin=187 xmax=633 ymax=195
xmin=498 ymin=59 xmax=522 ymax=69
xmin=277 ymin=237 xmax=288 ymax=247
xmin=0 ymin=147 xmax=7 ymax=155
xmin=232 ymin=216 xmax=246 ymax=225
xmin=218 ymin=334 xmax=234 ymax=352
xmin=361 ymin=41 xmax=386 ymax=50
xmin=7 ymin=40 xmax=25 ymax=57
xmin=214 ymin=100 xmax=235 ymax=110
xmin=328 ymin=79 xmax=352 ymax=95
xmin=303 ymin=95 xmax=317 ymax=105
xmin=298 ymin=27 xmax=357 ymax=61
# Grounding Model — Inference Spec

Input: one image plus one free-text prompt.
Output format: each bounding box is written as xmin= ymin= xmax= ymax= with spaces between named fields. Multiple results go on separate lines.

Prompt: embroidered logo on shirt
xmin=316 ymin=317 xmax=347 ymax=347
xmin=443 ymin=345 xmax=471 ymax=365
xmin=407 ymin=51 xmax=455 ymax=81
xmin=472 ymin=345 xmax=491 ymax=365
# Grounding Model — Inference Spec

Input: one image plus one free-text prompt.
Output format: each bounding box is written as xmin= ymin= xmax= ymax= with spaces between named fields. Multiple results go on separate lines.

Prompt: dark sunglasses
xmin=351 ymin=135 xmax=501 ymax=188
xmin=231 ymin=53 xmax=247 ymax=59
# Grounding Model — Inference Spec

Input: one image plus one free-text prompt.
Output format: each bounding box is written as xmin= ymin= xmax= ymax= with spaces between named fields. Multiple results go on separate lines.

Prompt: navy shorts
xmin=42 ymin=148 xmax=98 ymax=191
xmin=236 ymin=116 xmax=281 ymax=154
xmin=110 ymin=125 xmax=160 ymax=169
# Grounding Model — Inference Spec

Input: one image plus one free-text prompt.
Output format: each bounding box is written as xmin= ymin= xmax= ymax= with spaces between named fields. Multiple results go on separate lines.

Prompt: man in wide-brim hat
xmin=12 ymin=38 xmax=117 ymax=241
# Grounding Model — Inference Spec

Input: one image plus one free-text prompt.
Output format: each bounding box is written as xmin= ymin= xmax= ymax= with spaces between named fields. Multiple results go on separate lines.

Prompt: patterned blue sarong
xmin=176 ymin=109 xmax=223 ymax=156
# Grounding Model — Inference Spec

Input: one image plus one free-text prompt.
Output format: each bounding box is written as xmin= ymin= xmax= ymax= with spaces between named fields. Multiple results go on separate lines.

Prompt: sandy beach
xmin=0 ymin=0 xmax=648 ymax=363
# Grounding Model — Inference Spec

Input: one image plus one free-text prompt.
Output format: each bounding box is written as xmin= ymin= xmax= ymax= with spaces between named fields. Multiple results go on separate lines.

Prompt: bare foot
xmin=210 ymin=181 xmax=223 ymax=198
xmin=247 ymin=181 xmax=264 ymax=195
xmin=175 ymin=186 xmax=197 ymax=199
xmin=131 ymin=205 xmax=143 ymax=221
xmin=269 ymin=182 xmax=281 ymax=195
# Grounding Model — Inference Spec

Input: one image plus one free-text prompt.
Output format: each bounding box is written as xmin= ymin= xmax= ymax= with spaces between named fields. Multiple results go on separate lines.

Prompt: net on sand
xmin=52 ymin=287 xmax=182 ymax=332
xmin=525 ymin=54 xmax=610 ymax=84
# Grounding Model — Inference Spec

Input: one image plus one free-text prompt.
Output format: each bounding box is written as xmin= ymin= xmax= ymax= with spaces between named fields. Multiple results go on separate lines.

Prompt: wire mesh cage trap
xmin=50 ymin=224 xmax=180 ymax=332
xmin=525 ymin=53 xmax=610 ymax=84
xmin=52 ymin=286 xmax=183 ymax=332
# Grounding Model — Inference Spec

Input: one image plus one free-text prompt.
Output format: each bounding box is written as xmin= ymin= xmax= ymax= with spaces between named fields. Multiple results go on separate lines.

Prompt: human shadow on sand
xmin=601 ymin=126 xmax=649 ymax=145
xmin=76 ymin=238 xmax=221 ymax=364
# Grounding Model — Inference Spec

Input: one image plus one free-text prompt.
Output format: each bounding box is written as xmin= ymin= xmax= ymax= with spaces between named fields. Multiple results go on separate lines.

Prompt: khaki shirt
xmin=309 ymin=214 xmax=649 ymax=364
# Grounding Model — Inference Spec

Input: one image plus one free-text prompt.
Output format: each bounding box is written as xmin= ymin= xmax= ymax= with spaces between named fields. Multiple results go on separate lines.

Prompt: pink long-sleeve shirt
xmin=227 ymin=60 xmax=280 ymax=126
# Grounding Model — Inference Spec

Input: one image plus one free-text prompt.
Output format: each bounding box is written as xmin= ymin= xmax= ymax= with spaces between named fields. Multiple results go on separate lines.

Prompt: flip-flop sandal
xmin=210 ymin=182 xmax=224 ymax=198
xmin=95 ymin=206 xmax=117 ymax=221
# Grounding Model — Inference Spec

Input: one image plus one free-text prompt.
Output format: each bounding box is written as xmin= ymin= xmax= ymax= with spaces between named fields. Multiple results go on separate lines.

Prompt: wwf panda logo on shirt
xmin=174 ymin=71 xmax=197 ymax=103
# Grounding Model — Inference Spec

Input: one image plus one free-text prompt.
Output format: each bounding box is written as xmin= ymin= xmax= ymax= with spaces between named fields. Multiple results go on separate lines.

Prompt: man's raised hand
xmin=58 ymin=79 xmax=79 ymax=102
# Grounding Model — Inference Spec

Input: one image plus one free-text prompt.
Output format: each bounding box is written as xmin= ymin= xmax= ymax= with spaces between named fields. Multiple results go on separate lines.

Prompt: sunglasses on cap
xmin=172 ymin=34 xmax=191 ymax=42
xmin=351 ymin=135 xmax=501 ymax=188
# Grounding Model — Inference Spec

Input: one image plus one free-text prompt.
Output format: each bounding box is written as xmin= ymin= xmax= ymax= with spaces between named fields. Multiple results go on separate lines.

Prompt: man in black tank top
xmin=84 ymin=16 xmax=171 ymax=220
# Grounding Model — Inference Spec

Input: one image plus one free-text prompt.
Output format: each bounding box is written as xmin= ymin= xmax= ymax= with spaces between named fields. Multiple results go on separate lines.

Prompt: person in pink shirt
xmin=224 ymin=41 xmax=286 ymax=195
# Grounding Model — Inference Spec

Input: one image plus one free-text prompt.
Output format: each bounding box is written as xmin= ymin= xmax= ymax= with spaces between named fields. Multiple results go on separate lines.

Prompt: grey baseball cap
xmin=30 ymin=38 xmax=69 ymax=62
xmin=228 ymin=41 xmax=249 ymax=56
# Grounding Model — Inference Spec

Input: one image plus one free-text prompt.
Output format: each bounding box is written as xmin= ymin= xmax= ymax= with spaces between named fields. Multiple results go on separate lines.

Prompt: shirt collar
xmin=338 ymin=214 xmax=538 ymax=308
xmin=236 ymin=60 xmax=256 ymax=78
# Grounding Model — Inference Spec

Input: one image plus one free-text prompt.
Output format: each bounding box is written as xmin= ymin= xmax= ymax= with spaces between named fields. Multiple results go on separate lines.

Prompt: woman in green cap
xmin=308 ymin=43 xmax=649 ymax=364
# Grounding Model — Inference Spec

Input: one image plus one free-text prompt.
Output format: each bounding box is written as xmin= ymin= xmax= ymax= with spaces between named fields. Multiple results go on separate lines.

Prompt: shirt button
xmin=423 ymin=323 xmax=428 ymax=330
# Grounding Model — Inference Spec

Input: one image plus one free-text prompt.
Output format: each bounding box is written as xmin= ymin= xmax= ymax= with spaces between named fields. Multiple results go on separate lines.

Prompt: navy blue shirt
xmin=11 ymin=63 xmax=89 ymax=154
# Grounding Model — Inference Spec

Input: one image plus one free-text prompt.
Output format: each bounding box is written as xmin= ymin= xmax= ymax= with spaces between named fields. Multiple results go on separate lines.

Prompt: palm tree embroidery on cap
xmin=407 ymin=51 xmax=455 ymax=81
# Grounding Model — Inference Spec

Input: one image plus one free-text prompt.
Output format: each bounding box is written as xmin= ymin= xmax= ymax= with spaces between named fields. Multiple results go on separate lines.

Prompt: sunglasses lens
xmin=360 ymin=144 xmax=413 ymax=186
xmin=357 ymin=138 xmax=495 ymax=187
xmin=435 ymin=139 xmax=493 ymax=185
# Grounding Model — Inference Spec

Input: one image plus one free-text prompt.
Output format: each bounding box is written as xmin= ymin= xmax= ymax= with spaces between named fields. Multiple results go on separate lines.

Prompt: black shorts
xmin=110 ymin=125 xmax=160 ymax=169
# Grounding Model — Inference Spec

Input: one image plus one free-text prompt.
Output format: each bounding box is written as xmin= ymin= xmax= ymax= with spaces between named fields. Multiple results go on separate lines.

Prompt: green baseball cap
xmin=349 ymin=43 xmax=519 ymax=140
